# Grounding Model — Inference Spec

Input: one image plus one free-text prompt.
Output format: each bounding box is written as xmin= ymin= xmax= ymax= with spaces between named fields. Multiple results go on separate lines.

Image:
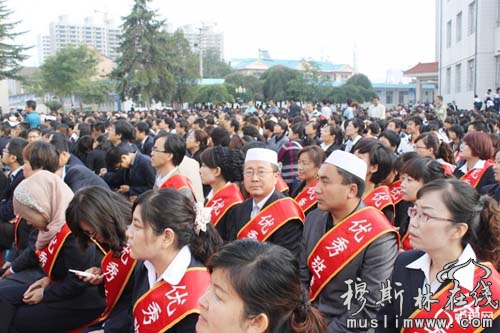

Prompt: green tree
xmin=0 ymin=0 xmax=30 ymax=79
xmin=113 ymin=0 xmax=175 ymax=105
xmin=78 ymin=80 xmax=114 ymax=108
xmin=44 ymin=100 xmax=62 ymax=113
xmin=261 ymin=65 xmax=298 ymax=102
xmin=194 ymin=84 xmax=234 ymax=104
xmin=345 ymin=73 xmax=373 ymax=90
xmin=224 ymin=72 xmax=263 ymax=102
xmin=38 ymin=45 xmax=98 ymax=101
xmin=200 ymin=49 xmax=232 ymax=78
xmin=165 ymin=30 xmax=198 ymax=105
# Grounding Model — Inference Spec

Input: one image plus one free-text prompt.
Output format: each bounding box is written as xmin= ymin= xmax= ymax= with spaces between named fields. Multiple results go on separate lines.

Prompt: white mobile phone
xmin=68 ymin=269 xmax=97 ymax=278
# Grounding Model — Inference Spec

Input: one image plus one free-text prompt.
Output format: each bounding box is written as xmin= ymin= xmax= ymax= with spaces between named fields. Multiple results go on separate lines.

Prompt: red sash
xmin=160 ymin=174 xmax=194 ymax=193
xmin=133 ymin=268 xmax=210 ymax=333
xmin=363 ymin=186 xmax=394 ymax=213
xmin=206 ymin=183 xmax=244 ymax=227
xmin=294 ymin=181 xmax=318 ymax=214
xmin=95 ymin=246 xmax=137 ymax=323
xmin=237 ymin=197 xmax=305 ymax=242
xmin=276 ymin=176 xmax=289 ymax=193
xmin=461 ymin=160 xmax=494 ymax=188
xmin=36 ymin=224 xmax=72 ymax=280
xmin=401 ymin=232 xmax=412 ymax=250
xmin=439 ymin=161 xmax=455 ymax=176
xmin=403 ymin=263 xmax=500 ymax=333
xmin=308 ymin=207 xmax=397 ymax=301
xmin=388 ymin=180 xmax=403 ymax=205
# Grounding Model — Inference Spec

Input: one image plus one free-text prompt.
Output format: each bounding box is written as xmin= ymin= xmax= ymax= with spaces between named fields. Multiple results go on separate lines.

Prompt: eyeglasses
xmin=243 ymin=169 xmax=275 ymax=178
xmin=152 ymin=147 xmax=167 ymax=153
xmin=407 ymin=206 xmax=457 ymax=224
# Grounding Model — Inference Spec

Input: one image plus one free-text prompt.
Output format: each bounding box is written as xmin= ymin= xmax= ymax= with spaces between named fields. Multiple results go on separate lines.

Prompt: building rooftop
xmin=403 ymin=62 xmax=438 ymax=75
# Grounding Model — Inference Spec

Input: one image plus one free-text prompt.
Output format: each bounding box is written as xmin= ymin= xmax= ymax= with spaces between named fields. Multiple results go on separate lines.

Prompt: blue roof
xmin=197 ymin=79 xmax=225 ymax=85
xmin=230 ymin=58 xmax=348 ymax=72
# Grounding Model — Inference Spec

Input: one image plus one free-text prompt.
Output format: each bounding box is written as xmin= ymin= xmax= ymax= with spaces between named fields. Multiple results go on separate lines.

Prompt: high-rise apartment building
xmin=37 ymin=15 xmax=121 ymax=65
xmin=178 ymin=24 xmax=224 ymax=59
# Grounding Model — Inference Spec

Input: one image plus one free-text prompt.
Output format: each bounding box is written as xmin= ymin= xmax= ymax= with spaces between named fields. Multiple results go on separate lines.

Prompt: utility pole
xmin=199 ymin=27 xmax=204 ymax=79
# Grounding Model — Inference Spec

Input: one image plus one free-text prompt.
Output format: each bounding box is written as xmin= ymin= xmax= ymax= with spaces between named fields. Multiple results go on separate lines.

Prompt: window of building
xmin=386 ymin=91 xmax=393 ymax=104
xmin=467 ymin=59 xmax=474 ymax=91
xmin=446 ymin=20 xmax=452 ymax=48
xmin=456 ymin=12 xmax=462 ymax=42
xmin=446 ymin=67 xmax=451 ymax=94
xmin=455 ymin=64 xmax=462 ymax=93
xmin=399 ymin=91 xmax=408 ymax=105
xmin=468 ymin=1 xmax=476 ymax=35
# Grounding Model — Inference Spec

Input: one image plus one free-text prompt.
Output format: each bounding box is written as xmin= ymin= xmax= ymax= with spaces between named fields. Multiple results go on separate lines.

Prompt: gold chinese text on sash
xmin=133 ymin=268 xmax=210 ymax=333
xmin=36 ymin=224 xmax=72 ymax=280
xmin=206 ymin=183 xmax=244 ymax=227
xmin=307 ymin=207 xmax=397 ymax=301
xmin=294 ymin=181 xmax=318 ymax=214
xmin=403 ymin=263 xmax=500 ymax=333
xmin=237 ymin=197 xmax=305 ymax=242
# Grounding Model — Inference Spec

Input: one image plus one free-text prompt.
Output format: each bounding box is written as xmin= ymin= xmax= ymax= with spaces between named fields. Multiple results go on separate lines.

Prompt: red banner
xmin=294 ymin=181 xmax=318 ymax=214
xmin=307 ymin=207 xmax=397 ymax=301
xmin=461 ymin=160 xmax=494 ymax=188
xmin=133 ymin=268 xmax=210 ymax=333
xmin=206 ymin=183 xmax=244 ymax=226
xmin=36 ymin=224 xmax=72 ymax=279
xmin=237 ymin=197 xmax=305 ymax=242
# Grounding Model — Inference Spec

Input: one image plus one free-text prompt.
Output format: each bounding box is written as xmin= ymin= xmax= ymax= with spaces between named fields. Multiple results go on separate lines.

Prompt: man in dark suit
xmin=0 ymin=138 xmax=28 ymax=249
xmin=50 ymin=132 xmax=109 ymax=192
xmin=105 ymin=146 xmax=155 ymax=201
xmin=299 ymin=150 xmax=398 ymax=332
xmin=135 ymin=122 xmax=154 ymax=156
xmin=225 ymin=148 xmax=303 ymax=257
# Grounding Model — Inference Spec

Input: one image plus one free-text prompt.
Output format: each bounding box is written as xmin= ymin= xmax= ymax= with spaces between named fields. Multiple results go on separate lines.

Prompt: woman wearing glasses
xmin=66 ymin=186 xmax=136 ymax=333
xmin=376 ymin=178 xmax=500 ymax=332
xmin=399 ymin=157 xmax=448 ymax=250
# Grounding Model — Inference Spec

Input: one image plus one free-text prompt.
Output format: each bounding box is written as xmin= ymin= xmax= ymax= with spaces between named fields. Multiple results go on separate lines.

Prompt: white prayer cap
xmin=245 ymin=148 xmax=279 ymax=167
xmin=324 ymin=150 xmax=367 ymax=181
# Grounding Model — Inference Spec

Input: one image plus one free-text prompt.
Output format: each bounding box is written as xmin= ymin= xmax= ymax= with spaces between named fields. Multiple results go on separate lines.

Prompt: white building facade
xmin=37 ymin=16 xmax=121 ymax=65
xmin=179 ymin=24 xmax=224 ymax=59
xmin=437 ymin=0 xmax=500 ymax=109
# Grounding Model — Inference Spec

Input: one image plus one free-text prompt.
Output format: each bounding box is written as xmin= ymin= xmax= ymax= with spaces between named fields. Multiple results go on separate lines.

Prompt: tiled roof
xmin=403 ymin=62 xmax=438 ymax=75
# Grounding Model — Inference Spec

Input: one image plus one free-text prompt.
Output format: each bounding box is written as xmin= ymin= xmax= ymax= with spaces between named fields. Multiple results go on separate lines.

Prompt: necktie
xmin=250 ymin=203 xmax=260 ymax=219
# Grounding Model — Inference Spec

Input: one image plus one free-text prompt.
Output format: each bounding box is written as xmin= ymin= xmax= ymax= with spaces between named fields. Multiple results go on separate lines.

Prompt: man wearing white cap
xmin=226 ymin=147 xmax=304 ymax=257
xmin=299 ymin=150 xmax=398 ymax=332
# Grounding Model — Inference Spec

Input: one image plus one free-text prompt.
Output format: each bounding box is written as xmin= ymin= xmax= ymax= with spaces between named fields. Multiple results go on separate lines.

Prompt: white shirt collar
xmin=459 ymin=159 xmax=485 ymax=174
xmin=9 ymin=166 xmax=23 ymax=178
xmin=406 ymin=244 xmax=477 ymax=292
xmin=253 ymin=190 xmax=275 ymax=211
xmin=144 ymin=245 xmax=192 ymax=288
xmin=155 ymin=167 xmax=179 ymax=189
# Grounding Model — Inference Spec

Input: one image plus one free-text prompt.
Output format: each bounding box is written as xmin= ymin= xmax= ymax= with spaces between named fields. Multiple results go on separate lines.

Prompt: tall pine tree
xmin=0 ymin=0 xmax=30 ymax=79
xmin=113 ymin=0 xmax=175 ymax=106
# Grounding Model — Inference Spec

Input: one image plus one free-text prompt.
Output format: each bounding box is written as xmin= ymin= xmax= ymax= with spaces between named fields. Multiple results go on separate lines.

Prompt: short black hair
xmin=26 ymin=100 xmax=36 ymax=110
xmin=155 ymin=133 xmax=186 ymax=166
xmin=337 ymin=166 xmax=365 ymax=198
xmin=379 ymin=130 xmax=401 ymax=150
xmin=114 ymin=120 xmax=135 ymax=142
xmin=135 ymin=121 xmax=150 ymax=134
xmin=50 ymin=132 xmax=69 ymax=154
xmin=7 ymin=137 xmax=28 ymax=165
xmin=91 ymin=121 xmax=106 ymax=134
xmin=210 ymin=127 xmax=230 ymax=147
xmin=352 ymin=138 xmax=395 ymax=184
xmin=105 ymin=146 xmax=133 ymax=169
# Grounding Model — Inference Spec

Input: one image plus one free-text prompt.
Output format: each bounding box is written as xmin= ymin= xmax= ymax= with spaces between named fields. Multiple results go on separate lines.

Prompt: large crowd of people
xmin=0 ymin=95 xmax=499 ymax=332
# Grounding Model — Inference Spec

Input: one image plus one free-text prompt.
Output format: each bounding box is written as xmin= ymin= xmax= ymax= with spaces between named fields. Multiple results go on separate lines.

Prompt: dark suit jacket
xmin=65 ymin=164 xmax=110 ymax=192
xmin=376 ymin=250 xmax=500 ymax=332
xmin=226 ymin=189 xmax=303 ymax=258
xmin=300 ymin=204 xmax=399 ymax=333
xmin=67 ymin=154 xmax=86 ymax=168
xmin=480 ymin=183 xmax=500 ymax=204
xmin=131 ymin=257 xmax=204 ymax=333
xmin=138 ymin=135 xmax=154 ymax=156
xmin=125 ymin=152 xmax=155 ymax=196
xmin=85 ymin=149 xmax=107 ymax=174
xmin=0 ymin=169 xmax=24 ymax=223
